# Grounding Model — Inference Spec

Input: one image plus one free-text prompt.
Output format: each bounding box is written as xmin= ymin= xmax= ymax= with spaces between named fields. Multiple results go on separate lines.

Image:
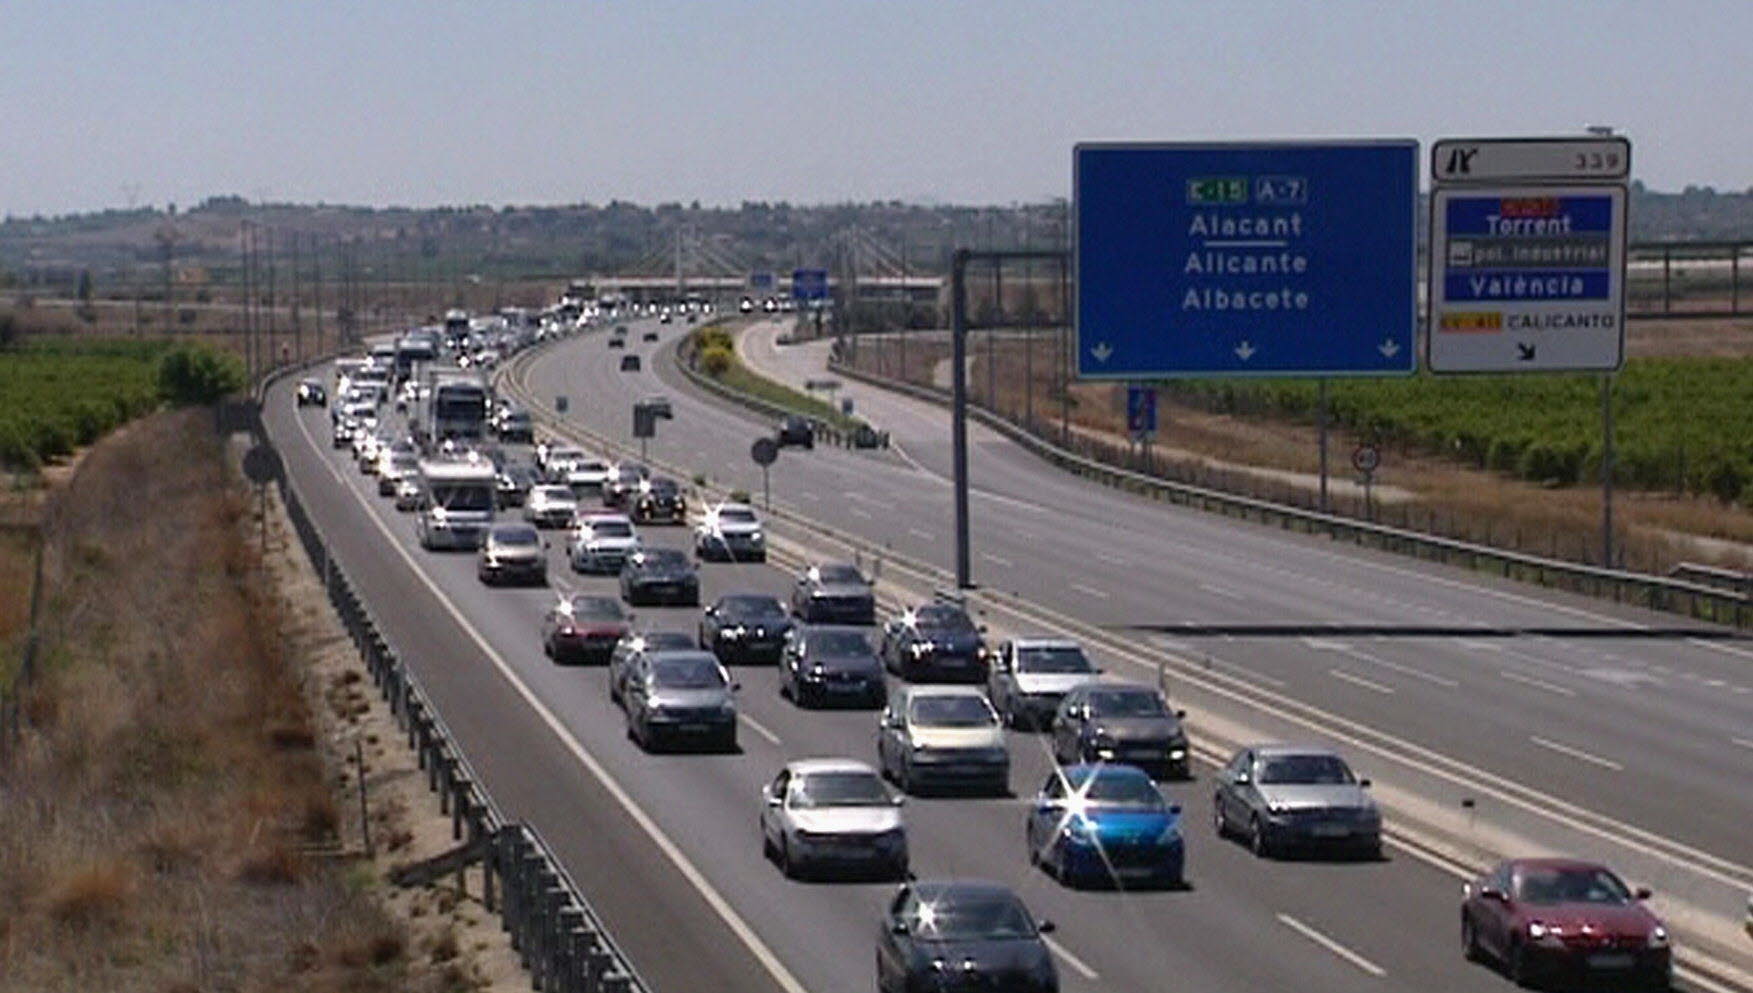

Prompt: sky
xmin=3 ymin=1 xmax=1748 ymax=216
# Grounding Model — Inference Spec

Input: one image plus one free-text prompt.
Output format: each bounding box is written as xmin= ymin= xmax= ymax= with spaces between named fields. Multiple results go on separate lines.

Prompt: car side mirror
xmin=731 ymin=682 xmax=742 ymax=692
xmin=977 ymin=624 xmax=989 ymax=635
xmin=891 ymin=796 xmax=905 ymax=807
xmin=1634 ymin=886 xmax=1651 ymax=900
xmin=1359 ymin=778 xmax=1372 ymax=788
xmin=1175 ymin=708 xmax=1187 ymax=719
xmin=1169 ymin=804 xmax=1182 ymax=816
xmin=765 ymin=794 xmax=781 ymax=808
xmin=889 ymin=920 xmax=909 ymax=936
xmin=1037 ymin=919 xmax=1056 ymax=934
xmin=1233 ymin=772 xmax=1251 ymax=786
xmin=1479 ymin=886 xmax=1508 ymax=903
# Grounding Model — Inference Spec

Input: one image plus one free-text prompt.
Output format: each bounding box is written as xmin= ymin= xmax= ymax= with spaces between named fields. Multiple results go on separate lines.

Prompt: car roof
xmin=787 ymin=757 xmax=878 ymax=776
xmin=906 ymin=880 xmax=1023 ymax=904
xmin=1011 ymin=638 xmax=1081 ymax=650
xmin=1247 ymin=743 xmax=1344 ymax=759
xmin=1075 ymin=679 xmax=1160 ymax=696
xmin=489 ymin=522 xmax=539 ymax=537
xmin=899 ymin=684 xmax=987 ymax=701
xmin=647 ymin=649 xmax=719 ymax=666
xmin=714 ymin=502 xmax=756 ymax=513
xmin=1505 ymin=857 xmax=1613 ymax=874
xmin=1058 ymin=762 xmax=1154 ymax=785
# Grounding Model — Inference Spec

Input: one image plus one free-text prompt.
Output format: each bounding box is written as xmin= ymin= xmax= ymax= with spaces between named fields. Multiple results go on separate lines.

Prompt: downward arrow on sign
xmin=1234 ymin=341 xmax=1256 ymax=361
xmin=1090 ymin=342 xmax=1114 ymax=363
xmin=1379 ymin=339 xmax=1401 ymax=358
xmin=1517 ymin=342 xmax=1537 ymax=361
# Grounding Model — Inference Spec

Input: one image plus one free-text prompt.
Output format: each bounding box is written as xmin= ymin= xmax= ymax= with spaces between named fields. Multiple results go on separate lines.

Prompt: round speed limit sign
xmin=1351 ymin=444 xmax=1381 ymax=474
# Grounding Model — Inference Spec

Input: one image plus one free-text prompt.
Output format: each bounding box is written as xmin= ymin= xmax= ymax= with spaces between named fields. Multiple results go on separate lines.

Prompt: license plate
xmin=1118 ymin=866 xmax=1159 ymax=879
xmin=1125 ymin=749 xmax=1160 ymax=760
xmin=1587 ymin=953 xmax=1635 ymax=970
xmin=1310 ymin=824 xmax=1350 ymax=838
xmin=826 ymin=682 xmax=862 ymax=693
xmin=680 ymin=723 xmax=712 ymax=733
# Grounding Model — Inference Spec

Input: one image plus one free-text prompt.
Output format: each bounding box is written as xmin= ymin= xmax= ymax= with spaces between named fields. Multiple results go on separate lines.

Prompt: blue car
xmin=1026 ymin=763 xmax=1185 ymax=889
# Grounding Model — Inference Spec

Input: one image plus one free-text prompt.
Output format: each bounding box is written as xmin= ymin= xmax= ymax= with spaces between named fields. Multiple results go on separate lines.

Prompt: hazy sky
xmin=4 ymin=1 xmax=1747 ymax=216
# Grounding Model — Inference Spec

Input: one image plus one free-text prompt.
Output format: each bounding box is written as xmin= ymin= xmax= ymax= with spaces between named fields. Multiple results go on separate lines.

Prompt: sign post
xmin=750 ymin=437 xmax=779 ymax=510
xmin=1075 ymin=141 xmax=1418 ymax=380
xmin=1127 ymin=384 xmax=1157 ymax=472
xmin=1351 ymin=443 xmax=1381 ymax=521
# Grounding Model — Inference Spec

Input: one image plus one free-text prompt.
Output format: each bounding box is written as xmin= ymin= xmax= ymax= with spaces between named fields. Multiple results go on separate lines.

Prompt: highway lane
xmin=519 ymin=318 xmax=1753 ymax=880
xmin=266 ymin=342 xmax=1533 ymax=993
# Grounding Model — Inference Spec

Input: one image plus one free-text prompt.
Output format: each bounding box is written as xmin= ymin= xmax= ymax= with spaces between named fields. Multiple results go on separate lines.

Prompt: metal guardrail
xmin=826 ymin=359 xmax=1752 ymax=630
xmin=674 ymin=331 xmax=889 ymax=450
xmin=254 ymin=365 xmax=650 ymax=993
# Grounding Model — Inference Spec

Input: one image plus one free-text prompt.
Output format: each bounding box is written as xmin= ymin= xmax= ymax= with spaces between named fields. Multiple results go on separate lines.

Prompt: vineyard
xmin=1160 ymin=357 xmax=1753 ymax=504
xmin=0 ymin=339 xmax=168 ymax=469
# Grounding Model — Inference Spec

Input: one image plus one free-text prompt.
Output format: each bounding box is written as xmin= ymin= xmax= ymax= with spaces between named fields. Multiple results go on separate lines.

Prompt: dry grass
xmin=0 ymin=409 xmax=448 ymax=992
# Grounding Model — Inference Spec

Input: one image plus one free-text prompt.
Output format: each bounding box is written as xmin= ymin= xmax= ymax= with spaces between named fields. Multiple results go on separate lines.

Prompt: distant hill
xmin=2 ymin=186 xmax=1747 ymax=292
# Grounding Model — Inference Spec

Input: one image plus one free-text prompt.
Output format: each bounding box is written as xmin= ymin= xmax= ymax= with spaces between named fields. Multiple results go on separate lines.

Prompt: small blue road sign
xmin=1075 ymin=142 xmax=1418 ymax=379
xmin=1126 ymin=385 xmax=1157 ymax=435
xmin=792 ymin=268 xmax=829 ymax=301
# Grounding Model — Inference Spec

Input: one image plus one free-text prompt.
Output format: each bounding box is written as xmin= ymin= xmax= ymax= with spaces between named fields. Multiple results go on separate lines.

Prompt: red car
xmin=541 ymin=595 xmax=630 ymax=665
xmin=1462 ymin=858 xmax=1671 ymax=990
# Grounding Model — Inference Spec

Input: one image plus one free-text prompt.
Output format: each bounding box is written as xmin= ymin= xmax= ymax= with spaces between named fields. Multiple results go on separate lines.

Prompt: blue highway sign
xmin=750 ymin=271 xmax=775 ymax=290
xmin=1075 ymin=142 xmax=1418 ymax=379
xmin=791 ymin=268 xmax=829 ymax=301
xmin=1126 ymin=385 xmax=1157 ymax=435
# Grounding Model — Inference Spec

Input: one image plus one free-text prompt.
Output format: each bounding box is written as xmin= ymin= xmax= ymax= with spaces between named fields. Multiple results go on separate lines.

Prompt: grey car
xmin=789 ymin=562 xmax=877 ymax=624
xmin=780 ymin=626 xmax=885 ymax=708
xmin=1212 ymin=744 xmax=1382 ymax=859
xmin=475 ymin=522 xmax=548 ymax=586
xmin=760 ymin=758 xmax=907 ymax=880
xmin=987 ymin=638 xmax=1100 ymax=730
xmin=608 ymin=631 xmax=697 ymax=706
xmin=1050 ymin=682 xmax=1191 ymax=780
xmin=623 ymin=650 xmax=740 ymax=752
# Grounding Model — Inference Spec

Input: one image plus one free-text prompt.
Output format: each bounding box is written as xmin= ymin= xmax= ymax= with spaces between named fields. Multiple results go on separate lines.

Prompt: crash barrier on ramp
xmin=674 ymin=330 xmax=889 ymax=450
xmin=246 ymin=388 xmax=651 ymax=993
xmin=825 ymin=358 xmax=1753 ymax=631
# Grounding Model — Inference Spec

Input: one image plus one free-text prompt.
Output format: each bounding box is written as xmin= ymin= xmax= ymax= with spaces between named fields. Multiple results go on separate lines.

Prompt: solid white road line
xmin=980 ymin=553 xmax=1014 ymax=568
xmin=1070 ymin=582 xmax=1109 ymax=600
xmin=1343 ymin=647 xmax=1461 ymax=688
xmin=1729 ymin=736 xmax=1753 ymax=751
xmin=1499 ymin=669 xmax=1577 ymax=697
xmin=1529 ymin=736 xmax=1623 ymax=771
xmin=290 ymin=408 xmax=813 ymax=993
xmin=1327 ymin=669 xmax=1395 ymax=695
xmin=1041 ymin=936 xmax=1100 ymax=981
xmin=739 ymin=713 xmax=783 ymax=746
xmin=906 ymin=527 xmax=933 ymax=541
xmin=1197 ymin=582 xmax=1245 ymax=600
xmin=1275 ymin=913 xmax=1386 ymax=978
xmin=849 ymin=507 xmax=873 ymax=520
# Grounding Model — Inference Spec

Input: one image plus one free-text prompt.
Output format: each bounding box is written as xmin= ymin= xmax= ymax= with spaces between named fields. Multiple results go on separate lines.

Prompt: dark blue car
xmin=877 ymin=880 xmax=1058 ymax=993
xmin=1026 ymin=763 xmax=1185 ymax=889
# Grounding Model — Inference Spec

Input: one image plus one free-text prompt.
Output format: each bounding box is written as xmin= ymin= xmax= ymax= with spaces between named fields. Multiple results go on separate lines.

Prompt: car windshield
xmin=910 ymin=695 xmax=995 ymax=728
xmin=648 ymin=479 xmax=678 ymax=495
xmin=391 ymin=454 xmax=419 ymax=471
xmin=909 ymin=895 xmax=1036 ymax=941
xmin=1017 ymin=646 xmax=1093 ymax=674
xmin=720 ymin=597 xmax=784 ymax=620
xmin=652 ymin=658 xmax=726 ymax=689
xmin=815 ymin=564 xmax=864 ymax=585
xmin=915 ymin=606 xmax=974 ymax=633
xmin=492 ymin=528 xmax=539 ymax=546
xmin=1088 ymin=689 xmax=1167 ymax=718
xmin=812 ymin=631 xmax=871 ymax=656
xmin=640 ymin=550 xmax=689 ymax=569
xmin=1079 ymin=772 xmax=1166 ymax=808
xmin=1257 ymin=753 xmax=1355 ymax=786
xmin=590 ymin=521 xmax=633 ymax=538
xmin=790 ymin=771 xmax=888 ymax=809
xmin=717 ymin=508 xmax=758 ymax=525
xmin=534 ymin=486 xmax=573 ymax=502
xmin=430 ymin=484 xmax=494 ymax=512
xmin=1515 ymin=868 xmax=1633 ymax=906
xmin=638 ymin=632 xmax=695 ymax=652
xmin=569 ymin=598 xmax=625 ymax=622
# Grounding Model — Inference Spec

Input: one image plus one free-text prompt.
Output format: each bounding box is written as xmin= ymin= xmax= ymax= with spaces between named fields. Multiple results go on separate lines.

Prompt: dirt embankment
xmin=0 ymin=409 xmax=513 ymax=991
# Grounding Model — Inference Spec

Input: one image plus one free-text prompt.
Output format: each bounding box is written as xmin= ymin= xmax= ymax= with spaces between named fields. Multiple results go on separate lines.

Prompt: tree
xmin=157 ymin=345 xmax=245 ymax=404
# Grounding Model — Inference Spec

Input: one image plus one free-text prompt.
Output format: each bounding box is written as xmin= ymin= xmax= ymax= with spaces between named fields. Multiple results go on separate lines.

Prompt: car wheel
xmin=1213 ymin=800 xmax=1229 ymax=839
xmin=1250 ymin=816 xmax=1274 ymax=859
xmin=898 ymin=758 xmax=914 ymax=795
xmin=778 ymin=837 xmax=798 ymax=879
xmin=1462 ymin=913 xmax=1484 ymax=963
xmin=761 ymin=829 xmax=776 ymax=862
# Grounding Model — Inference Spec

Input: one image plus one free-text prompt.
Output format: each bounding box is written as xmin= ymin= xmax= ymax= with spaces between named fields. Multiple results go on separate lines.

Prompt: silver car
xmin=760 ymin=758 xmax=907 ymax=880
xmin=524 ymin=485 xmax=578 ymax=529
xmin=623 ymin=650 xmax=740 ymax=752
xmin=476 ymin=522 xmax=548 ymax=587
xmin=987 ymin=638 xmax=1100 ymax=730
xmin=876 ymin=686 xmax=1008 ymax=797
xmin=1212 ymin=744 xmax=1382 ymax=859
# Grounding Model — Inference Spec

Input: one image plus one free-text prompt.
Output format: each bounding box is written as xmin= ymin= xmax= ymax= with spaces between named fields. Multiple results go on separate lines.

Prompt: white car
xmin=986 ymin=638 xmax=1101 ymax=730
xmin=760 ymin=758 xmax=907 ymax=880
xmin=876 ymin=685 xmax=1009 ymax=797
xmin=695 ymin=502 xmax=766 ymax=562
xmin=567 ymin=512 xmax=641 ymax=574
xmin=524 ymin=485 xmax=578 ymax=529
xmin=564 ymin=458 xmax=611 ymax=495
xmin=541 ymin=445 xmax=588 ymax=482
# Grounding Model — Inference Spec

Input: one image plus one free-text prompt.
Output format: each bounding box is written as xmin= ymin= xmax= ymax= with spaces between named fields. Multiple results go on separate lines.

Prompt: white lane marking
xmin=1499 ymin=669 xmax=1577 ymax=698
xmin=1687 ymin=637 xmax=1753 ymax=663
xmin=797 ymin=491 xmax=819 ymax=501
xmin=849 ymin=508 xmax=873 ymax=520
xmin=1730 ymin=737 xmax=1753 ymax=751
xmin=289 ymin=408 xmax=812 ymax=993
xmin=1342 ymin=647 xmax=1460 ymax=689
xmin=906 ymin=527 xmax=933 ymax=541
xmin=739 ymin=713 xmax=782 ymax=746
xmin=1042 ymin=936 xmax=1100 ymax=981
xmin=980 ymin=553 xmax=1013 ymax=568
xmin=1275 ymin=913 xmax=1386 ymax=978
xmin=1094 ymin=552 xmax=1129 ymax=565
xmin=1302 ymin=637 xmax=1350 ymax=652
xmin=1070 ymin=582 xmax=1109 ymax=600
xmin=1197 ymin=582 xmax=1245 ymax=600
xmin=1455 ymin=639 xmax=1503 ymax=653
xmin=1529 ymin=736 xmax=1623 ymax=771
xmin=1327 ymin=669 xmax=1395 ymax=695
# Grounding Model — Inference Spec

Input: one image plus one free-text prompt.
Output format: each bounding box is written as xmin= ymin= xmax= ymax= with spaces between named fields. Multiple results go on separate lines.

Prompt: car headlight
xmin=808 ymin=663 xmax=826 ymax=677
xmin=721 ymin=626 xmax=744 ymax=639
xmin=1527 ymin=921 xmax=1553 ymax=940
xmin=1060 ymin=815 xmax=1094 ymax=840
xmin=1647 ymin=926 xmax=1669 ymax=948
xmin=909 ymin=642 xmax=931 ymax=656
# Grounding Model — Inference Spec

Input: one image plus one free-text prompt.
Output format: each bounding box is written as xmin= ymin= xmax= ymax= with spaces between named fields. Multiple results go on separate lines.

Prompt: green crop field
xmin=1162 ymin=357 xmax=1753 ymax=503
xmin=0 ymin=339 xmax=167 ymax=469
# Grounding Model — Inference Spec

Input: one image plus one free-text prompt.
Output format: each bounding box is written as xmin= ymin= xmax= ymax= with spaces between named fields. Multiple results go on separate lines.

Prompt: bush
xmin=158 ymin=345 xmax=245 ymax=405
xmin=1702 ymin=458 xmax=1744 ymax=504
xmin=699 ymin=344 xmax=733 ymax=377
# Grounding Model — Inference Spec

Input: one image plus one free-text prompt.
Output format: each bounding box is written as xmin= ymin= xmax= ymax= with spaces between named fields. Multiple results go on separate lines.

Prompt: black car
xmin=629 ymin=475 xmax=686 ymax=525
xmin=620 ymin=354 xmax=641 ymax=372
xmin=642 ymin=329 xmax=659 ymax=342
xmin=789 ymin=562 xmax=876 ymax=624
xmin=495 ymin=464 xmax=538 ymax=509
xmin=497 ymin=408 xmax=534 ymax=443
xmin=880 ymin=603 xmax=987 ymax=683
xmin=619 ymin=548 xmax=700 ymax=606
xmin=781 ymin=626 xmax=885 ymax=708
xmin=777 ymin=415 xmax=815 ymax=449
xmin=608 ymin=630 xmax=698 ymax=706
xmin=1051 ymin=682 xmax=1191 ymax=780
xmin=698 ymin=595 xmax=792 ymax=664
xmin=602 ymin=463 xmax=651 ymax=509
xmin=296 ymin=379 xmax=327 ymax=406
xmin=876 ymin=881 xmax=1058 ymax=993
xmin=541 ymin=595 xmax=631 ymax=665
